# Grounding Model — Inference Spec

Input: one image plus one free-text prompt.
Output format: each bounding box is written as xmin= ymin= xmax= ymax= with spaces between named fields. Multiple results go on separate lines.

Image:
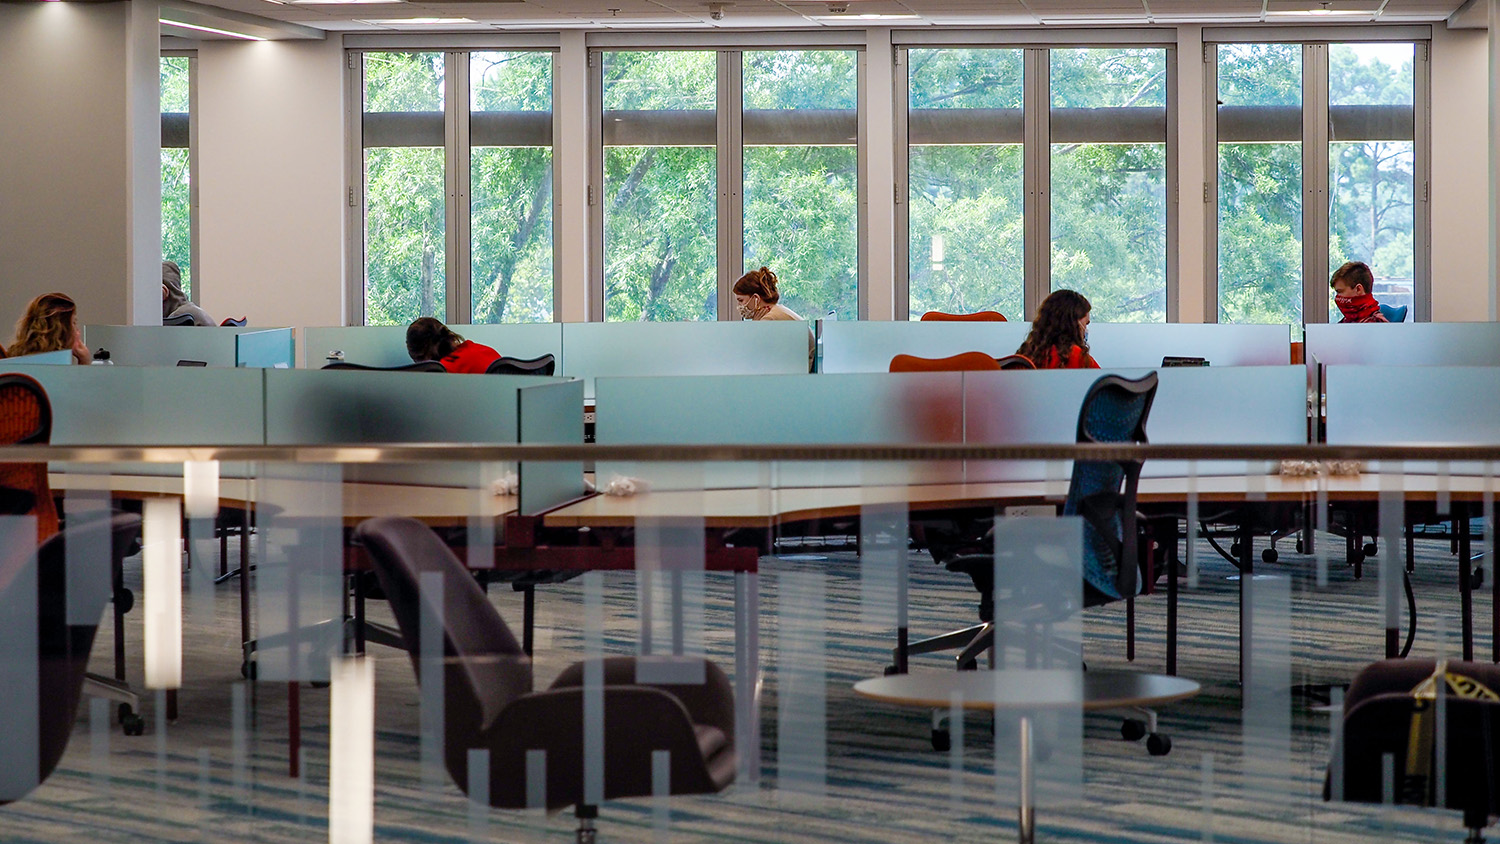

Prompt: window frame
xmin=344 ymin=43 xmax=561 ymax=326
xmin=1203 ymin=25 xmax=1431 ymax=324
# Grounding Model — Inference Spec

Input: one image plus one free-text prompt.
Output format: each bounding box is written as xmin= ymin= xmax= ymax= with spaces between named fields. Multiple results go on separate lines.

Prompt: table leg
xmin=1458 ymin=502 xmax=1474 ymax=662
xmin=522 ymin=585 xmax=535 ymax=658
xmin=288 ymin=681 xmax=300 ymax=779
xmin=1018 ymin=714 xmax=1034 ymax=844
xmin=1238 ymin=519 xmax=1252 ymax=685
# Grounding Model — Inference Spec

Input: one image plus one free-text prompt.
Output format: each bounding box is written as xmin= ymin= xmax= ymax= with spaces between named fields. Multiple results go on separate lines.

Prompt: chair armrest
xmin=548 ymin=656 xmax=735 ymax=748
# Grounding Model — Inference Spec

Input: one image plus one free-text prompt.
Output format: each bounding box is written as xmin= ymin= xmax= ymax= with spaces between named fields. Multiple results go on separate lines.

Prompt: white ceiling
xmin=167 ymin=0 xmax=1475 ymax=34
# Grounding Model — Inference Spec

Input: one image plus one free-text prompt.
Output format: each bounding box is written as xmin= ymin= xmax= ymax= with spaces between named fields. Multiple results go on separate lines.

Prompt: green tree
xmin=161 ymin=56 xmax=192 ymax=295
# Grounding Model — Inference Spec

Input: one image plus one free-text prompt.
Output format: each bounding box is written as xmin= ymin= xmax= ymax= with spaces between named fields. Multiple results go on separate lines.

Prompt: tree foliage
xmin=161 ymin=56 xmax=192 ymax=295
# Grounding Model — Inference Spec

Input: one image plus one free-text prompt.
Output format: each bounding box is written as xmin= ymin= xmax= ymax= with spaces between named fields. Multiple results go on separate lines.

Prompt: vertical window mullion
xmin=718 ymin=50 xmax=743 ymax=321
xmin=187 ymin=54 xmax=200 ymax=306
xmin=1303 ymin=43 xmax=1330 ymax=324
xmin=892 ymin=48 xmax=908 ymax=321
xmin=345 ymin=51 xmax=366 ymax=326
xmin=1414 ymin=41 xmax=1432 ymax=322
xmin=1023 ymin=47 xmax=1051 ymax=318
xmin=1164 ymin=46 xmax=1179 ymax=323
xmin=1204 ymin=43 xmax=1219 ymax=323
xmin=587 ymin=49 xmax=604 ymax=322
xmin=445 ymin=50 xmax=467 ymax=324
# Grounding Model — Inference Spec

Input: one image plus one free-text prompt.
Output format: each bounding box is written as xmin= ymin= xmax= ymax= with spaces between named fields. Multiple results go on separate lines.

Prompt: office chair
xmin=0 ymin=374 xmax=57 ymax=541
xmin=897 ymin=373 xmax=1160 ymax=747
xmin=486 ymin=353 xmax=556 ymax=376
xmin=995 ymin=354 xmax=1035 ymax=370
xmin=354 ymin=517 xmax=736 ymax=844
xmin=220 ymin=317 xmax=247 ymax=327
xmin=321 ymin=360 xmax=447 ymax=372
xmin=1379 ymin=304 xmax=1409 ymax=323
xmin=163 ymin=312 xmax=196 ymax=327
xmin=0 ymin=512 xmax=142 ymax=805
xmin=919 ymin=310 xmax=1007 ymax=322
xmin=888 ymin=351 xmax=1002 ymax=373
xmin=1327 ymin=659 xmax=1500 ymax=843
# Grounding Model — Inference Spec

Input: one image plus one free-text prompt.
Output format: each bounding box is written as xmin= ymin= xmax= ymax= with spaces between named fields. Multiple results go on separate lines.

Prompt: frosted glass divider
xmin=304 ymin=323 xmax=563 ymax=369
xmin=818 ymin=320 xmax=1030 ymax=373
xmin=82 ymin=324 xmax=273 ymax=367
xmin=594 ymin=372 xmax=964 ymax=489
xmin=1326 ymin=365 xmax=1500 ymax=475
xmin=0 ymin=350 xmax=73 ymax=365
xmin=1086 ymin=323 xmax=1291 ymax=368
xmin=1306 ymin=322 xmax=1500 ymax=368
xmin=561 ymin=321 xmax=811 ymax=399
xmin=234 ymin=328 xmax=295 ymax=369
xmin=517 ymin=379 xmax=586 ymax=515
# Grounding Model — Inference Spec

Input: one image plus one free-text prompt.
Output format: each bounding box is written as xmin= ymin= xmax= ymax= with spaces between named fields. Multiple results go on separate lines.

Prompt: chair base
xmin=576 ymin=804 xmax=598 ymax=844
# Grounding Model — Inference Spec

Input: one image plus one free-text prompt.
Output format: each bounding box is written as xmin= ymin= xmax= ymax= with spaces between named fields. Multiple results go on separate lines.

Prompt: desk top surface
xmin=853 ymin=669 xmax=1202 ymax=711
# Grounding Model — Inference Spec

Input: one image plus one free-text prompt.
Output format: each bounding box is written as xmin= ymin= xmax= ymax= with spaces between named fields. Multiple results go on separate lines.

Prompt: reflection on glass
xmin=1328 ymin=43 xmax=1416 ymax=319
xmin=160 ymin=56 xmax=192 ymax=296
xmin=604 ymin=51 xmax=717 ymax=322
xmin=1050 ymin=48 xmax=1167 ymax=322
xmin=470 ymin=51 xmax=554 ymax=323
xmin=743 ymin=51 xmax=858 ymax=321
xmin=1217 ymin=43 xmax=1303 ymax=324
xmin=907 ymin=49 xmax=1025 ymax=320
xmin=364 ymin=52 xmax=447 ymax=325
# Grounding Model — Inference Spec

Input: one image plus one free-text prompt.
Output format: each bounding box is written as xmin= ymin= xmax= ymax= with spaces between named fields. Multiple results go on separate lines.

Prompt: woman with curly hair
xmin=9 ymin=292 xmax=89 ymax=364
xmin=1015 ymin=289 xmax=1099 ymax=370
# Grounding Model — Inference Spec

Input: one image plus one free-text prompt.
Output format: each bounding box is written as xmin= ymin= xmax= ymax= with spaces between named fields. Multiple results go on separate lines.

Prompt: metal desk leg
xmin=1167 ymin=519 xmax=1178 ymax=677
xmin=1238 ymin=519 xmax=1253 ymax=685
xmin=288 ymin=681 xmax=300 ymax=779
xmin=1459 ymin=502 xmax=1474 ymax=662
xmin=522 ymin=585 xmax=535 ymax=658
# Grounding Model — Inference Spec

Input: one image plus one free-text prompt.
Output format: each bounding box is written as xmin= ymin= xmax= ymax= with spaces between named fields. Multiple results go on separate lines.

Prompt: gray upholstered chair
xmin=353 ymin=516 xmax=736 ymax=843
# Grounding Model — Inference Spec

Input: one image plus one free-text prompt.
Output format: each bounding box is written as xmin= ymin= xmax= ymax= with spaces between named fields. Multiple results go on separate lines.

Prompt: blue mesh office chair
xmin=1379 ymin=303 xmax=1408 ymax=323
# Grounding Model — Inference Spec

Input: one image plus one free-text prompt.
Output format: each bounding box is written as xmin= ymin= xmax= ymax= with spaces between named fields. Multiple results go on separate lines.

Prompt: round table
xmin=853 ymin=669 xmax=1201 ymax=844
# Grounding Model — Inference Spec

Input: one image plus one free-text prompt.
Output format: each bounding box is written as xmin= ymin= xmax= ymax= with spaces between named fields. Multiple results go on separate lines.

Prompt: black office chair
xmin=321 ymin=360 xmax=447 ymax=373
xmin=1328 ymin=659 xmax=1500 ymax=843
xmin=0 ymin=512 xmax=142 ymax=805
xmin=485 ymin=354 xmax=556 ymax=376
xmin=354 ymin=517 xmax=736 ymax=843
xmin=899 ymin=373 xmax=1160 ymax=746
xmin=162 ymin=312 xmax=196 ymax=326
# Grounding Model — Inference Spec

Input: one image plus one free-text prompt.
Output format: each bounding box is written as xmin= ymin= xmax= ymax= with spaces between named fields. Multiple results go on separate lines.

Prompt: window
xmin=601 ymin=50 xmax=718 ymax=321
xmin=900 ymin=43 xmax=1171 ymax=322
xmin=161 ymin=53 xmax=193 ymax=296
xmin=353 ymin=49 xmax=556 ymax=326
xmin=1212 ymin=38 xmax=1424 ymax=324
xmin=906 ymin=48 xmax=1025 ymax=321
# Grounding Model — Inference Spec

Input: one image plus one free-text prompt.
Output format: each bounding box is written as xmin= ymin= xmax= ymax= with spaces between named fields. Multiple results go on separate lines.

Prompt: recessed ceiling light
xmin=159 ymin=19 xmax=268 ymax=40
xmin=288 ymin=0 xmax=403 ymax=5
xmin=360 ymin=16 xmax=477 ymax=24
xmin=810 ymin=12 xmax=919 ymax=19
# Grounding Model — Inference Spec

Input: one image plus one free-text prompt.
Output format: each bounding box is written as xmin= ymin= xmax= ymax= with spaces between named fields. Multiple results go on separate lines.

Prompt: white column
xmin=1490 ymin=0 xmax=1500 ymax=319
xmin=1175 ymin=25 xmax=1208 ymax=323
xmin=555 ymin=31 xmax=592 ymax=322
xmin=126 ymin=0 xmax=162 ymax=325
xmin=1429 ymin=25 xmax=1490 ymax=321
xmin=862 ymin=28 xmax=897 ymax=321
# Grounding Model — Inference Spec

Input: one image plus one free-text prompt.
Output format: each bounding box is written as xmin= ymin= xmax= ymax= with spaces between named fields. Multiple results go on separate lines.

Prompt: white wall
xmin=1430 ymin=25 xmax=1491 ymax=321
xmin=197 ymin=37 xmax=345 ymax=341
xmin=0 ymin=2 xmax=157 ymax=329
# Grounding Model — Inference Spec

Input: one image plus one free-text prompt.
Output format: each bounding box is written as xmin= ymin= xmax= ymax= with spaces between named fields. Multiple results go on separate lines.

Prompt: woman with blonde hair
xmin=9 ymin=292 xmax=89 ymax=364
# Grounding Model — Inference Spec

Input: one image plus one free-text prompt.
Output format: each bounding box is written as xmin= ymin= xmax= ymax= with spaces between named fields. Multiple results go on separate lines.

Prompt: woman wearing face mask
xmin=1015 ymin=289 xmax=1099 ymax=370
xmin=733 ymin=267 xmax=813 ymax=368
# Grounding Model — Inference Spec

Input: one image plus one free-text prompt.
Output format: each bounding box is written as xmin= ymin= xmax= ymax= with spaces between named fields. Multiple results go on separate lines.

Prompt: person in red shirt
xmin=1330 ymin=261 xmax=1389 ymax=323
xmin=405 ymin=317 xmax=501 ymax=374
xmin=1015 ymin=289 xmax=1100 ymax=370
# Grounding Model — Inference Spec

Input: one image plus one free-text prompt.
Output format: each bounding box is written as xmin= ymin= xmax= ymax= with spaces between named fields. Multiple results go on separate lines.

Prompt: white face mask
xmin=737 ymin=299 xmax=758 ymax=320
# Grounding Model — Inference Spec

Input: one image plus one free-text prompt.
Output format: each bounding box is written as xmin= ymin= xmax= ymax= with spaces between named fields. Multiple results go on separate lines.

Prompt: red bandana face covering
xmin=1335 ymin=293 xmax=1382 ymax=323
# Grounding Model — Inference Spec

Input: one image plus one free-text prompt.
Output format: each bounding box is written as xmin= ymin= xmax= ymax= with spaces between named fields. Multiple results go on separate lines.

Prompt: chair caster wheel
xmin=1363 ymin=542 xmax=1377 ymax=557
xmin=932 ymin=728 xmax=951 ymax=752
xmin=1229 ymin=542 xmax=1241 ymax=558
xmin=1146 ymin=734 xmax=1171 ymax=756
xmin=1295 ymin=540 xmax=1305 ymax=554
xmin=114 ymin=587 xmax=134 ymax=614
xmin=241 ymin=660 xmax=257 ymax=680
xmin=883 ymin=664 xmax=900 ymax=677
xmin=1262 ymin=548 xmax=1278 ymax=564
xmin=1121 ymin=718 xmax=1147 ymax=742
xmin=118 ymin=705 xmax=144 ymax=736
xmin=1475 ymin=567 xmax=1486 ymax=588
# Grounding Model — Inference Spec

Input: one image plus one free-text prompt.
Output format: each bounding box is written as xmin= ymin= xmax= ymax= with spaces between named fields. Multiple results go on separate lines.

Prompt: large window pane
xmin=470 ymin=51 xmax=553 ymax=323
xmin=603 ymin=51 xmax=716 ymax=321
xmin=1217 ymin=43 xmax=1303 ymax=324
xmin=1328 ymin=42 xmax=1415 ymax=318
xmin=363 ymin=52 xmax=446 ymax=326
xmin=743 ymin=50 xmax=858 ymax=321
xmin=161 ymin=55 xmax=191 ymax=296
xmin=907 ymin=49 xmax=1025 ymax=321
xmin=1050 ymin=48 xmax=1167 ymax=322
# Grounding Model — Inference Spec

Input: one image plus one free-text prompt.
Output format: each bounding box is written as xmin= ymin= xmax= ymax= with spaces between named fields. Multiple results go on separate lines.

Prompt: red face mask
xmin=1334 ymin=292 xmax=1380 ymax=323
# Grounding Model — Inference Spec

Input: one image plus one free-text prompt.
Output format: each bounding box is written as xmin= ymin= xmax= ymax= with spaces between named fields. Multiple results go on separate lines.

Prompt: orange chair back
xmin=920 ymin=310 xmax=1007 ymax=322
xmin=889 ymin=351 xmax=1003 ymax=373
xmin=0 ymin=373 xmax=59 ymax=541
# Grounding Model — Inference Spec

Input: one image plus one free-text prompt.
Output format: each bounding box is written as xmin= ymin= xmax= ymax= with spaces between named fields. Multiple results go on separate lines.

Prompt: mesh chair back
xmin=995 ymin=354 xmax=1035 ymax=370
xmin=321 ymin=360 xmax=447 ymax=373
xmin=163 ymin=312 xmax=196 ymax=326
xmin=354 ymin=517 xmax=532 ymax=733
xmin=485 ymin=354 xmax=556 ymax=376
xmin=1064 ymin=372 xmax=1157 ymax=603
xmin=0 ymin=374 xmax=58 ymax=541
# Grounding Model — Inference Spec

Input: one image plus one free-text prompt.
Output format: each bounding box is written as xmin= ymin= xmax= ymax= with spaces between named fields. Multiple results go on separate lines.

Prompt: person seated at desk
xmin=734 ymin=266 xmax=814 ymax=368
xmin=161 ymin=260 xmax=217 ymax=326
xmin=1016 ymin=288 xmax=1099 ymax=370
xmin=406 ymin=316 xmax=501 ymax=374
xmin=1330 ymin=260 xmax=1389 ymax=323
xmin=8 ymin=292 xmax=89 ymax=364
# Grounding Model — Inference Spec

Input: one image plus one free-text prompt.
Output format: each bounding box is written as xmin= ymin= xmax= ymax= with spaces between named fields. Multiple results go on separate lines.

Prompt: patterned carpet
xmin=2 ymin=524 xmax=1495 ymax=844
